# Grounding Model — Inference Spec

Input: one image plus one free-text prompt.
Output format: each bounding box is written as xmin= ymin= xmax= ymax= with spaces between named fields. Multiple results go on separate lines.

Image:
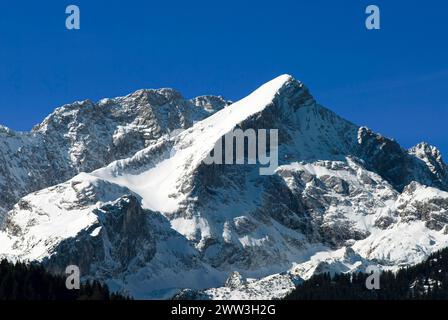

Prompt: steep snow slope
xmin=92 ymin=75 xmax=293 ymax=213
xmin=1 ymin=74 xmax=447 ymax=299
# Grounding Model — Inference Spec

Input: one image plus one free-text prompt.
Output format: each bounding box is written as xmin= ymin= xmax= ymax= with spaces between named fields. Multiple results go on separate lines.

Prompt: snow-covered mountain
xmin=0 ymin=75 xmax=447 ymax=299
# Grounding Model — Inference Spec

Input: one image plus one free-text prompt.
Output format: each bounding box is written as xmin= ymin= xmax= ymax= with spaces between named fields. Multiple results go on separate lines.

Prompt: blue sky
xmin=0 ymin=0 xmax=447 ymax=157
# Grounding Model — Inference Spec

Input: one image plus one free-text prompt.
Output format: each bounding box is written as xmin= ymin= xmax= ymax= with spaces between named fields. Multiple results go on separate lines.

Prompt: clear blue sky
xmin=0 ymin=0 xmax=447 ymax=157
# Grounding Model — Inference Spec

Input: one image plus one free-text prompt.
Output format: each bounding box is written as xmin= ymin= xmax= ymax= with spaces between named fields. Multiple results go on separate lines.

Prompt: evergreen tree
xmin=0 ymin=259 xmax=129 ymax=300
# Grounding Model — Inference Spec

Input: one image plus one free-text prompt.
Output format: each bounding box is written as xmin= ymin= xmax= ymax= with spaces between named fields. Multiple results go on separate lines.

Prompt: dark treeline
xmin=0 ymin=259 xmax=129 ymax=300
xmin=285 ymin=247 xmax=448 ymax=300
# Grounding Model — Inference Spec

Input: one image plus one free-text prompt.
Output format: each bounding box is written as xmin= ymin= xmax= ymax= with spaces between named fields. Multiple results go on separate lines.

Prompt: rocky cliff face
xmin=356 ymin=127 xmax=448 ymax=192
xmin=0 ymin=75 xmax=447 ymax=299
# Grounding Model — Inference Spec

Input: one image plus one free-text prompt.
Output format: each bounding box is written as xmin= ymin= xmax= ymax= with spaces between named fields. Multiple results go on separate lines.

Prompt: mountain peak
xmin=245 ymin=74 xmax=296 ymax=102
xmin=126 ymin=88 xmax=184 ymax=103
xmin=0 ymin=125 xmax=14 ymax=135
xmin=409 ymin=142 xmax=447 ymax=185
xmin=410 ymin=142 xmax=443 ymax=161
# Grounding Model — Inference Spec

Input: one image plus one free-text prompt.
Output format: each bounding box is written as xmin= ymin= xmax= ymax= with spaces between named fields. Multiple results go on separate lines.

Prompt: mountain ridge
xmin=0 ymin=89 xmax=230 ymax=220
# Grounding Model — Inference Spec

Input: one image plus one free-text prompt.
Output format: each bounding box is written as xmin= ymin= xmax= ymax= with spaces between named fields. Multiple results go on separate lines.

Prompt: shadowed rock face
xmin=356 ymin=127 xmax=448 ymax=192
xmin=43 ymin=195 xmax=155 ymax=276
